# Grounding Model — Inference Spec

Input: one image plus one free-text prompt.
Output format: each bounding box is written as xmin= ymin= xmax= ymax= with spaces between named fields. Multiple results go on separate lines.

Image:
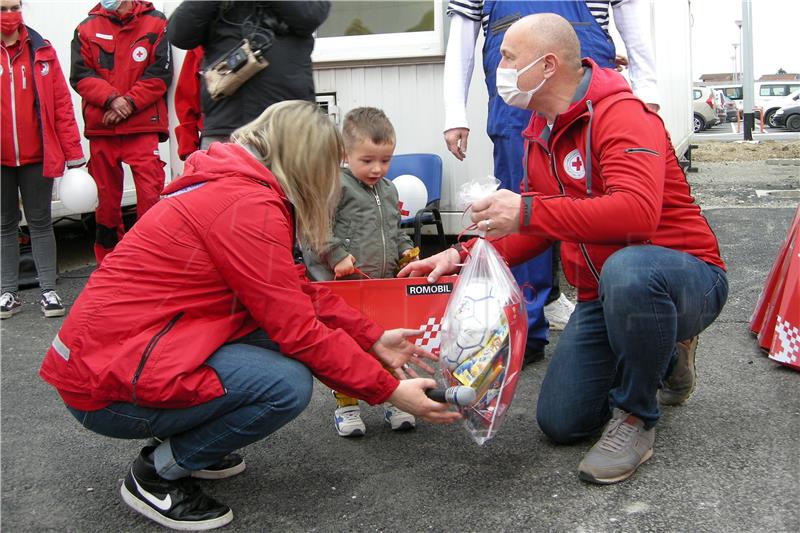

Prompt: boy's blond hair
xmin=341 ymin=107 xmax=396 ymax=151
xmin=230 ymin=100 xmax=344 ymax=252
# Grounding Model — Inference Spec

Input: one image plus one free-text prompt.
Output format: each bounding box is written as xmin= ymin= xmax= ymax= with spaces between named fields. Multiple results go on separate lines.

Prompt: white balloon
xmin=58 ymin=168 xmax=98 ymax=213
xmin=392 ymin=174 xmax=428 ymax=220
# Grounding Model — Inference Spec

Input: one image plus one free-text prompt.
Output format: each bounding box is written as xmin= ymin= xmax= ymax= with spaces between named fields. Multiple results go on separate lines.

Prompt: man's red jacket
xmin=481 ymin=60 xmax=725 ymax=302
xmin=70 ymin=1 xmax=171 ymax=140
xmin=0 ymin=25 xmax=84 ymax=176
xmin=40 ymin=143 xmax=399 ymax=411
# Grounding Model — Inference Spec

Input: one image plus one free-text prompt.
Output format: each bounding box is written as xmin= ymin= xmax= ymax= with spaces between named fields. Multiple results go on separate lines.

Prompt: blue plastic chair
xmin=386 ymin=153 xmax=446 ymax=249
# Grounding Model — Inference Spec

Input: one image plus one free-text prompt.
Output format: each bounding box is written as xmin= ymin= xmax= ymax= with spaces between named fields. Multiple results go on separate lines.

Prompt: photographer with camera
xmin=167 ymin=1 xmax=331 ymax=149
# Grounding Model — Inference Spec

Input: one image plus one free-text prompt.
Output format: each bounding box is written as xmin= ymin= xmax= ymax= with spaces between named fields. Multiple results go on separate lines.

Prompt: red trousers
xmin=88 ymin=133 xmax=165 ymax=264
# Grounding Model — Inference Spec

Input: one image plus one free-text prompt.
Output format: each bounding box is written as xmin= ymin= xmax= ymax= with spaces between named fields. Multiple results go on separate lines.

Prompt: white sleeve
xmin=612 ymin=0 xmax=660 ymax=107
xmin=443 ymin=14 xmax=481 ymax=132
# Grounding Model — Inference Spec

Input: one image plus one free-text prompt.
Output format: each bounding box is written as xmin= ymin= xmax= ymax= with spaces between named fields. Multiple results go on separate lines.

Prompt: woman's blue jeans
xmin=536 ymin=246 xmax=728 ymax=443
xmin=67 ymin=331 xmax=312 ymax=479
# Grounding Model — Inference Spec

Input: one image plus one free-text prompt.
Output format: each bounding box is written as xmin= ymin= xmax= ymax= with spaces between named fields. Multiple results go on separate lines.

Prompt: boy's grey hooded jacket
xmin=304 ymin=168 xmax=414 ymax=281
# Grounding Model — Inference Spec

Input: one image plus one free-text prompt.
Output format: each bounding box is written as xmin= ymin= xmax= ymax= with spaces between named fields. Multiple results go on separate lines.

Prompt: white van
xmin=713 ymin=85 xmax=744 ymax=110
xmin=756 ymin=83 xmax=800 ymax=127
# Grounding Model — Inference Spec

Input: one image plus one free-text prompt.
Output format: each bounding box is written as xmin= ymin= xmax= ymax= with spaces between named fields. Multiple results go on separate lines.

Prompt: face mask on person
xmin=496 ymin=55 xmax=548 ymax=109
xmin=100 ymin=0 xmax=122 ymax=12
xmin=0 ymin=11 xmax=22 ymax=35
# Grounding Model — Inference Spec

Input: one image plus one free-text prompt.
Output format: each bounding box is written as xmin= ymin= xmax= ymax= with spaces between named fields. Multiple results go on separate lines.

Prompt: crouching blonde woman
xmin=39 ymin=101 xmax=459 ymax=531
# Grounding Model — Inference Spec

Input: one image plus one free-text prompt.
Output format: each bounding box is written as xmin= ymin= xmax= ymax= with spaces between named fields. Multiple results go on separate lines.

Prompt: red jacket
xmin=173 ymin=47 xmax=203 ymax=160
xmin=39 ymin=142 xmax=398 ymax=410
xmin=70 ymin=1 xmax=171 ymax=140
xmin=1 ymin=26 xmax=84 ymax=176
xmin=479 ymin=60 xmax=725 ymax=301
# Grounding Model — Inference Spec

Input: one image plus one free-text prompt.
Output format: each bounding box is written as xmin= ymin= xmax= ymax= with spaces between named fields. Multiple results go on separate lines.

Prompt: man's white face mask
xmin=496 ymin=55 xmax=547 ymax=109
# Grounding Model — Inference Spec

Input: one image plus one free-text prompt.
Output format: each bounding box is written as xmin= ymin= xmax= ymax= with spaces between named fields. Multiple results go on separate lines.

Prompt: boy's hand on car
xmin=333 ymin=254 xmax=355 ymax=278
xmin=398 ymin=247 xmax=420 ymax=269
xmin=388 ymin=379 xmax=462 ymax=423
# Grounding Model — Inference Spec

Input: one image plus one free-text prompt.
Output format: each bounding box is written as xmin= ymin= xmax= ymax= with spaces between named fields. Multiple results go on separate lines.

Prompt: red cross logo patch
xmin=132 ymin=46 xmax=148 ymax=63
xmin=563 ymin=149 xmax=586 ymax=179
xmin=397 ymin=201 xmax=409 ymax=217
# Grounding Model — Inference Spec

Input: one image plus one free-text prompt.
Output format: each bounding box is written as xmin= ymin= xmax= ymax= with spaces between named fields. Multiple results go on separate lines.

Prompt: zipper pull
xmin=20 ymin=65 xmax=25 ymax=90
xmin=374 ymin=190 xmax=381 ymax=206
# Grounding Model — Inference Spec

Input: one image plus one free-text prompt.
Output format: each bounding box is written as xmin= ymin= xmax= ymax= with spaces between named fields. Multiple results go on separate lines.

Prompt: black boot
xmin=522 ymin=341 xmax=545 ymax=369
xmin=120 ymin=446 xmax=233 ymax=530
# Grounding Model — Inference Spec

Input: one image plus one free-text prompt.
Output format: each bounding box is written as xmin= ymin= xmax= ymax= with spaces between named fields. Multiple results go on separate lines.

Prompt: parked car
xmin=762 ymin=89 xmax=800 ymax=127
xmin=714 ymin=90 xmax=737 ymax=123
xmin=714 ymin=84 xmax=744 ymax=111
xmin=692 ymin=86 xmax=719 ymax=132
xmin=772 ymin=103 xmax=800 ymax=131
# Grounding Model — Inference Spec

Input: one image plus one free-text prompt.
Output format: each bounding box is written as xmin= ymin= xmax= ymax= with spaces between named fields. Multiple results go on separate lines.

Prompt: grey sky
xmin=689 ymin=0 xmax=798 ymax=80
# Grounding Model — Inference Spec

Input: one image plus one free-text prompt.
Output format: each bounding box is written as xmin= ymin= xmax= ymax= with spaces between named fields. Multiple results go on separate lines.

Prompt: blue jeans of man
xmin=67 ymin=331 xmax=312 ymax=479
xmin=536 ymin=246 xmax=728 ymax=443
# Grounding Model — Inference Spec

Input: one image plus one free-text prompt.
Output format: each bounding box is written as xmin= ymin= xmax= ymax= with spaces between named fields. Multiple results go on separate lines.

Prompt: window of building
xmin=312 ymin=0 xmax=443 ymax=63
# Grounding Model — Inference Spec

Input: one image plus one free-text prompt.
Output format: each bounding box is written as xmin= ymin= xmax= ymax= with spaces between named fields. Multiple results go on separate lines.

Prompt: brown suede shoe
xmin=659 ymin=336 xmax=699 ymax=406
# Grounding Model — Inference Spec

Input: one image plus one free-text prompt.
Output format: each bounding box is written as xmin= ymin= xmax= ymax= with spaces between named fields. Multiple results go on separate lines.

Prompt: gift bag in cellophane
xmin=438 ymin=237 xmax=528 ymax=444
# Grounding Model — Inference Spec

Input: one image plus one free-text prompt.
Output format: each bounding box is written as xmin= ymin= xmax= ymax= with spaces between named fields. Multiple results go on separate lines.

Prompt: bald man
xmin=401 ymin=14 xmax=728 ymax=485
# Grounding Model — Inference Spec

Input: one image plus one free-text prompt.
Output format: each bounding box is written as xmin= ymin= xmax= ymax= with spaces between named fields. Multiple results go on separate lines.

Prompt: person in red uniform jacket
xmin=39 ymin=101 xmax=459 ymax=531
xmin=70 ymin=0 xmax=172 ymax=265
xmin=0 ymin=0 xmax=85 ymax=320
xmin=173 ymin=46 xmax=203 ymax=161
xmin=400 ymin=15 xmax=729 ymax=485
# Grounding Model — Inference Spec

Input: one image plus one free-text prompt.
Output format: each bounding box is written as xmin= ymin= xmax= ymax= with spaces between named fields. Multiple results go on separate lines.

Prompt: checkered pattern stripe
xmin=415 ymin=317 xmax=442 ymax=352
xmin=771 ymin=314 xmax=800 ymax=365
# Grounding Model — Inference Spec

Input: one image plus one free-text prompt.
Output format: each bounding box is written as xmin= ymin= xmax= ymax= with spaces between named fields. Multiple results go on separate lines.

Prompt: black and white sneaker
xmin=40 ymin=290 xmax=65 ymax=318
xmin=191 ymin=453 xmax=246 ymax=480
xmin=120 ymin=447 xmax=233 ymax=531
xmin=0 ymin=292 xmax=21 ymax=319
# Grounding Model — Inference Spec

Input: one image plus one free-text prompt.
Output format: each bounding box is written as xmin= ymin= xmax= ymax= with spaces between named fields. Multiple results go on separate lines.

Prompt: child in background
xmin=304 ymin=107 xmax=421 ymax=437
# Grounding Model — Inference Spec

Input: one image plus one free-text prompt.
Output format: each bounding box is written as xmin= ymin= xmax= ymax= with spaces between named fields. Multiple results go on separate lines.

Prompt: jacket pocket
xmin=130 ymin=312 xmax=183 ymax=404
xmin=89 ymin=36 xmax=115 ymax=72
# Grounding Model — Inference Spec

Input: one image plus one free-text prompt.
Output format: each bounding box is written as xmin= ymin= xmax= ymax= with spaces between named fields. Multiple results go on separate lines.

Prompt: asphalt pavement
xmin=1 ymin=160 xmax=799 ymax=532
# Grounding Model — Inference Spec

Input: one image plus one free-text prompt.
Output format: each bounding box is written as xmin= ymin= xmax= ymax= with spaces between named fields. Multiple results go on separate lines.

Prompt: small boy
xmin=304 ymin=107 xmax=420 ymax=437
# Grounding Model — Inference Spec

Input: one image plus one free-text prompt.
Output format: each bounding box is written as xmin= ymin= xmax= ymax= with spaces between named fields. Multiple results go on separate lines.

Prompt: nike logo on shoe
xmin=133 ymin=474 xmax=172 ymax=511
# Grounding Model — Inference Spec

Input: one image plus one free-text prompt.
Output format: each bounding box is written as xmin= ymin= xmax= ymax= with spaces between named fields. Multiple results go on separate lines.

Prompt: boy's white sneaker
xmin=544 ymin=293 xmax=575 ymax=330
xmin=383 ymin=403 xmax=416 ymax=431
xmin=334 ymin=405 xmax=365 ymax=437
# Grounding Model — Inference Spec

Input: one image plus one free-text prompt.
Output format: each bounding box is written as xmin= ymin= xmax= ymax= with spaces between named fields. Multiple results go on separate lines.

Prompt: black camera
xmin=224 ymin=48 xmax=248 ymax=73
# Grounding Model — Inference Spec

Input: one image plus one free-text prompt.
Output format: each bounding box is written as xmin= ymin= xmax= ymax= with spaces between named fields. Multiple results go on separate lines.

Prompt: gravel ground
xmin=692 ymin=139 xmax=800 ymax=162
